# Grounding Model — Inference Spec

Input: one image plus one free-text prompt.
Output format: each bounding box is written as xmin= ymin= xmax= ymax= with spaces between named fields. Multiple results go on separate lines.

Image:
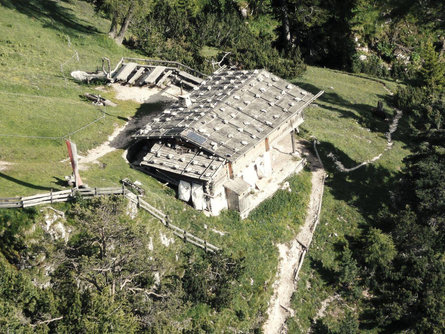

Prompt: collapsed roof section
xmin=140 ymin=142 xmax=226 ymax=182
xmin=109 ymin=58 xmax=207 ymax=91
xmin=134 ymin=69 xmax=321 ymax=162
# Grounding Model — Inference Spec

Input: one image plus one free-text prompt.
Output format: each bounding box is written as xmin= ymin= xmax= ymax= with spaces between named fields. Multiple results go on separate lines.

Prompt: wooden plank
xmin=157 ymin=70 xmax=172 ymax=87
xmin=127 ymin=67 xmax=146 ymax=85
xmin=141 ymin=203 xmax=166 ymax=219
xmin=115 ymin=62 xmax=138 ymax=82
xmin=53 ymin=190 xmax=72 ymax=195
xmin=180 ymin=80 xmax=197 ymax=90
xmin=140 ymin=203 xmax=165 ymax=220
xmin=77 ymin=189 xmax=95 ymax=195
xmin=178 ymin=70 xmax=204 ymax=85
xmin=22 ymin=193 xmax=51 ymax=201
xmin=51 ymin=198 xmax=71 ymax=203
xmin=144 ymin=66 xmax=166 ymax=85
xmin=51 ymin=194 xmax=71 ymax=200
xmin=23 ymin=196 xmax=51 ymax=204
xmin=0 ymin=203 xmax=21 ymax=208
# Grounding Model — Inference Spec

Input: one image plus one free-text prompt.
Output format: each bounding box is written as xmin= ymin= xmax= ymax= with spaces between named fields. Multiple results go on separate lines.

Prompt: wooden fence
xmin=0 ymin=187 xmax=125 ymax=209
xmin=127 ymin=195 xmax=219 ymax=253
xmin=0 ymin=186 xmax=220 ymax=253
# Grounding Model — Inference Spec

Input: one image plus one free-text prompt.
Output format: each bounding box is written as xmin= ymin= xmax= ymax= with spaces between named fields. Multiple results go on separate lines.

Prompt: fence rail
xmin=0 ymin=185 xmax=220 ymax=253
xmin=0 ymin=187 xmax=125 ymax=209
xmin=127 ymin=195 xmax=220 ymax=253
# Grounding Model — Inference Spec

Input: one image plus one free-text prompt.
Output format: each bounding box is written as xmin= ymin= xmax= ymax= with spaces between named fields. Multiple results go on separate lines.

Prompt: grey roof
xmin=140 ymin=142 xmax=225 ymax=181
xmin=134 ymin=69 xmax=320 ymax=161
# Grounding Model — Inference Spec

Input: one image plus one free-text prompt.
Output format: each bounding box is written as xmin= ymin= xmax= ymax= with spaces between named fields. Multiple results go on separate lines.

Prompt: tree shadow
xmin=52 ymin=176 xmax=68 ymax=187
xmin=309 ymin=258 xmax=337 ymax=286
xmin=0 ymin=0 xmax=98 ymax=35
xmin=0 ymin=172 xmax=55 ymax=192
xmin=297 ymin=82 xmax=392 ymax=134
xmin=316 ymin=140 xmax=399 ymax=223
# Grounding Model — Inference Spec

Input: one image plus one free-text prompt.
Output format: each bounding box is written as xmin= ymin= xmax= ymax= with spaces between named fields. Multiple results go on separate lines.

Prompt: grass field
xmin=285 ymin=68 xmax=410 ymax=332
xmin=0 ymin=0 xmax=413 ymax=331
xmin=0 ymin=0 xmax=142 ymax=196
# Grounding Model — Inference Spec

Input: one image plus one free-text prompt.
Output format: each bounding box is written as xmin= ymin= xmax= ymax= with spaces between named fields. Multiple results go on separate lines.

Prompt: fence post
xmin=183 ymin=230 xmax=187 ymax=241
xmin=122 ymin=183 xmax=125 ymax=195
xmin=50 ymin=189 xmax=53 ymax=204
xmin=204 ymin=240 xmax=207 ymax=253
xmin=137 ymin=195 xmax=140 ymax=208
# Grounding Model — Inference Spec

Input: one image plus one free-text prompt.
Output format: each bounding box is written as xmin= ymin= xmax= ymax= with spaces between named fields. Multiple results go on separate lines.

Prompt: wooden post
xmin=183 ymin=230 xmax=187 ymax=241
xmin=204 ymin=240 xmax=207 ymax=252
xmin=50 ymin=189 xmax=53 ymax=204
xmin=137 ymin=195 xmax=140 ymax=208
xmin=228 ymin=162 xmax=234 ymax=179
xmin=265 ymin=137 xmax=270 ymax=152
xmin=291 ymin=130 xmax=296 ymax=153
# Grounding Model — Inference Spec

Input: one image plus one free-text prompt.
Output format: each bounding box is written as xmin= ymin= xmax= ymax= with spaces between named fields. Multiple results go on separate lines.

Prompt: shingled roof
xmin=134 ymin=69 xmax=321 ymax=162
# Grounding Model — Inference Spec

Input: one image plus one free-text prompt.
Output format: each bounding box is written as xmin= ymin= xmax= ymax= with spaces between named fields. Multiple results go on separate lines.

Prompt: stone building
xmin=129 ymin=69 xmax=322 ymax=217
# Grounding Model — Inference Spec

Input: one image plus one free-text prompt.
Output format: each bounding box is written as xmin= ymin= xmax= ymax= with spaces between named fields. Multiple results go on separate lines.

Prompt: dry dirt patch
xmin=0 ymin=161 xmax=13 ymax=172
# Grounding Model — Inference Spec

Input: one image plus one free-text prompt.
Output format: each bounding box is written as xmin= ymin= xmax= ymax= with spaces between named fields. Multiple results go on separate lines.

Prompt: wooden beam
xmin=178 ymin=70 xmax=204 ymax=85
xmin=115 ymin=62 xmax=138 ymax=82
xmin=127 ymin=67 xmax=146 ymax=85
xmin=157 ymin=70 xmax=173 ymax=87
xmin=144 ymin=66 xmax=166 ymax=85
xmin=228 ymin=162 xmax=234 ymax=179
xmin=291 ymin=130 xmax=296 ymax=153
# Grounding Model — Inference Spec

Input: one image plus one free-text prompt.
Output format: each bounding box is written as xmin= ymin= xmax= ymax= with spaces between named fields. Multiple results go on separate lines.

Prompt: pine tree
xmin=419 ymin=40 xmax=445 ymax=92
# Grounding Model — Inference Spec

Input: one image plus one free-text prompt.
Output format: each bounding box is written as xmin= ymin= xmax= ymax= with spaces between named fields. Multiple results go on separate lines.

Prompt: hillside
xmin=0 ymin=0 xmax=425 ymax=333
xmin=0 ymin=0 xmax=142 ymax=196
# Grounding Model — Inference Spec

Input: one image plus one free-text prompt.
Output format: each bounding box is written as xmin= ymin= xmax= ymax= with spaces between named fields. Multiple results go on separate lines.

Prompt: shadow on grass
xmin=316 ymin=141 xmax=399 ymax=222
xmin=296 ymin=82 xmax=391 ymax=134
xmin=0 ymin=172 xmax=54 ymax=192
xmin=0 ymin=0 xmax=98 ymax=35
xmin=309 ymin=258 xmax=337 ymax=286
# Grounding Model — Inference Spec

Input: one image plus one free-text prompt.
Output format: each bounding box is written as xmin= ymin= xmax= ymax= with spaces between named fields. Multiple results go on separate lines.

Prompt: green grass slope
xmin=0 ymin=0 xmax=141 ymax=196
xmin=0 ymin=0 xmax=412 ymax=331
xmin=286 ymin=68 xmax=411 ymax=332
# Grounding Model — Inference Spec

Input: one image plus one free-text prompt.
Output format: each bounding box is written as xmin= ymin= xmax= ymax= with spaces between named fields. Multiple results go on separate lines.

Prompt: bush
xmin=351 ymin=54 xmax=389 ymax=78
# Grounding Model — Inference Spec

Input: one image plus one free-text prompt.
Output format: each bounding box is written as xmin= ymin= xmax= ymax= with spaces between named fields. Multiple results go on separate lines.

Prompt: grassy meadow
xmin=0 ymin=0 xmax=413 ymax=331
xmin=285 ymin=68 xmax=410 ymax=332
xmin=0 ymin=0 xmax=142 ymax=196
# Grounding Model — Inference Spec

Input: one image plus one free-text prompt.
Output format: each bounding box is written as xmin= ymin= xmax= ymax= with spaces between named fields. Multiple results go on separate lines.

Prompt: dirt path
xmin=0 ymin=161 xmax=13 ymax=172
xmin=78 ymin=123 xmax=128 ymax=170
xmin=263 ymin=142 xmax=326 ymax=334
xmin=77 ymin=86 xmax=177 ymax=169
